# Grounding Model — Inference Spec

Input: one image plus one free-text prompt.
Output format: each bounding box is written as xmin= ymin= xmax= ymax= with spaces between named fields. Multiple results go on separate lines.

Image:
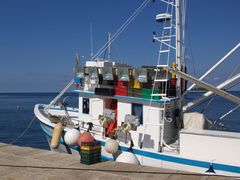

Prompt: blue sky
xmin=0 ymin=0 xmax=239 ymax=92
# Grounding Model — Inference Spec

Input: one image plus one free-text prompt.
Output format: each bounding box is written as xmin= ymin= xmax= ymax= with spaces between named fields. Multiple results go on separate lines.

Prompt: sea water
xmin=0 ymin=92 xmax=239 ymax=150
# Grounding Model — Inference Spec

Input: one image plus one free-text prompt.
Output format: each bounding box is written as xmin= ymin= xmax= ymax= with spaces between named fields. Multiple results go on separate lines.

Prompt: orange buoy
xmin=77 ymin=131 xmax=95 ymax=146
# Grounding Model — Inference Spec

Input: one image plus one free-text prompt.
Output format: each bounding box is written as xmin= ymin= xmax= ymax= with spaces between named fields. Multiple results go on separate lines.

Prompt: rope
xmin=0 ymin=116 xmax=36 ymax=148
xmin=45 ymin=0 xmax=150 ymax=110
xmin=200 ymin=67 xmax=240 ymax=113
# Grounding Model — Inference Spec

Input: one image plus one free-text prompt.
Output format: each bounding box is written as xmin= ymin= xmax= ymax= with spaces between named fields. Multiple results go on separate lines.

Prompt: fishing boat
xmin=34 ymin=0 xmax=240 ymax=176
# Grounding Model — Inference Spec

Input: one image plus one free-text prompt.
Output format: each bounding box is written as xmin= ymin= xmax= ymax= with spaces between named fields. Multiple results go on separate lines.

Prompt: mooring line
xmin=0 ymin=116 xmax=36 ymax=148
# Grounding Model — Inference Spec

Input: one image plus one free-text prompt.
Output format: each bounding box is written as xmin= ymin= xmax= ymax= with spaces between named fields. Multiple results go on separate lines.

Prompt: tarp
xmin=183 ymin=112 xmax=211 ymax=129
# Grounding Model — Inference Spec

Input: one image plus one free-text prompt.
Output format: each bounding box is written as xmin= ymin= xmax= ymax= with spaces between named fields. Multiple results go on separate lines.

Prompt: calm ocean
xmin=0 ymin=92 xmax=239 ymax=150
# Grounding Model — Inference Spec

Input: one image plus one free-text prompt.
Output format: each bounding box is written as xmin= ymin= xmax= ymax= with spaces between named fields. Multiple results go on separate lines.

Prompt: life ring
xmin=122 ymin=123 xmax=131 ymax=133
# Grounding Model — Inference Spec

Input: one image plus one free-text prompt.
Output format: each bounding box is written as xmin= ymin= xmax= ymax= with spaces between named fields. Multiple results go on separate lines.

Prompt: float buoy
xmin=99 ymin=116 xmax=108 ymax=127
xmin=77 ymin=131 xmax=95 ymax=146
xmin=116 ymin=151 xmax=140 ymax=165
xmin=64 ymin=128 xmax=80 ymax=146
xmin=105 ymin=139 xmax=119 ymax=154
xmin=122 ymin=123 xmax=131 ymax=133
xmin=51 ymin=122 xmax=63 ymax=149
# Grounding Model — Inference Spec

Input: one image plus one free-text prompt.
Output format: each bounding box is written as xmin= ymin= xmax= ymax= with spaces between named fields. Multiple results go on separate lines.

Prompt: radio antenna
xmin=90 ymin=22 xmax=93 ymax=58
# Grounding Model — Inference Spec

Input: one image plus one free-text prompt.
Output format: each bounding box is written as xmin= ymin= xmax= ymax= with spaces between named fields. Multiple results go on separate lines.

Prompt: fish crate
xmin=80 ymin=141 xmax=101 ymax=165
xmin=141 ymin=88 xmax=160 ymax=100
xmin=128 ymin=77 xmax=134 ymax=89
xmin=116 ymin=80 xmax=128 ymax=87
xmin=142 ymin=78 xmax=153 ymax=89
xmin=127 ymin=88 xmax=135 ymax=97
xmin=115 ymin=86 xmax=128 ymax=96
xmin=133 ymin=80 xmax=142 ymax=89
xmin=80 ymin=156 xmax=101 ymax=165
xmin=80 ymin=148 xmax=101 ymax=155
xmin=95 ymin=88 xmax=115 ymax=96
xmin=133 ymin=88 xmax=142 ymax=98
xmin=101 ymin=80 xmax=114 ymax=86
xmin=167 ymin=88 xmax=176 ymax=97
xmin=81 ymin=141 xmax=101 ymax=151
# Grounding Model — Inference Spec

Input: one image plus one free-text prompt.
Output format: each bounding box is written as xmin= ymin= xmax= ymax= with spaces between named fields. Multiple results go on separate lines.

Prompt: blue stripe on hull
xmin=39 ymin=121 xmax=240 ymax=174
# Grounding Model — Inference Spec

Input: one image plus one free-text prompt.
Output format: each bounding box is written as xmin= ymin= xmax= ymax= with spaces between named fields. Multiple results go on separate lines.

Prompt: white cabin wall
xmin=180 ymin=129 xmax=240 ymax=164
xmin=90 ymin=98 xmax=103 ymax=119
xmin=78 ymin=96 xmax=103 ymax=122
xmin=131 ymin=105 xmax=162 ymax=151
xmin=142 ymin=105 xmax=161 ymax=151
xmin=117 ymin=101 xmax=131 ymax=126
xmin=78 ymin=96 xmax=83 ymax=116
xmin=117 ymin=101 xmax=162 ymax=152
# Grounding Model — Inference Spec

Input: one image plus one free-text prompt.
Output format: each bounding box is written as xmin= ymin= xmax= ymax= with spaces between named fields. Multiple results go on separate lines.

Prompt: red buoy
xmin=77 ymin=131 xmax=95 ymax=146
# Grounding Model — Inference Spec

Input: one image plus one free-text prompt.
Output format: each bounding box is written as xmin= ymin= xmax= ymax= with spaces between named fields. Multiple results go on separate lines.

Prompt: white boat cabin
xmin=74 ymin=59 xmax=181 ymax=152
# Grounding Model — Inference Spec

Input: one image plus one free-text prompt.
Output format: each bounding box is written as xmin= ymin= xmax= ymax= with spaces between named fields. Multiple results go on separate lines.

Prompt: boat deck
xmin=73 ymin=89 xmax=178 ymax=104
xmin=0 ymin=142 xmax=232 ymax=180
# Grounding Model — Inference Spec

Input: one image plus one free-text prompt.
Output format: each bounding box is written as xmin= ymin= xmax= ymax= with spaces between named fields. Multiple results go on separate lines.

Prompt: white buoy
xmin=105 ymin=139 xmax=119 ymax=154
xmin=116 ymin=151 xmax=140 ymax=165
xmin=64 ymin=128 xmax=80 ymax=146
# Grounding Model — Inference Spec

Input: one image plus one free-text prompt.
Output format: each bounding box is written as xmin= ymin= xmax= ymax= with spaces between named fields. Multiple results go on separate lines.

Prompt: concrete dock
xmin=0 ymin=143 xmax=233 ymax=180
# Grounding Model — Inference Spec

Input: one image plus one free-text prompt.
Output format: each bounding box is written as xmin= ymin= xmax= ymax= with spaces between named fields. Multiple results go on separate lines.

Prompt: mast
xmin=90 ymin=23 xmax=93 ymax=58
xmin=108 ymin=32 xmax=111 ymax=60
xmin=175 ymin=0 xmax=181 ymax=97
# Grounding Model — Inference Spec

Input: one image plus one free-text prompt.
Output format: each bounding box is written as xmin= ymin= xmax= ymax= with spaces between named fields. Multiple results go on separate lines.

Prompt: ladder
xmin=151 ymin=0 xmax=176 ymax=152
xmin=151 ymin=1 xmax=175 ymax=100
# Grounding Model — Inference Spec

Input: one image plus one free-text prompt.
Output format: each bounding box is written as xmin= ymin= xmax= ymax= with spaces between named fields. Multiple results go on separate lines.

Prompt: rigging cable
xmin=46 ymin=0 xmax=151 ymax=109
xmin=91 ymin=0 xmax=150 ymax=60
xmin=211 ymin=80 xmax=240 ymax=126
xmin=200 ymin=63 xmax=240 ymax=113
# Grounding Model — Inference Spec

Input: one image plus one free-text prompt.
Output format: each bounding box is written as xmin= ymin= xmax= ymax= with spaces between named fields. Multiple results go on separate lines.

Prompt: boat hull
xmin=38 ymin=118 xmax=240 ymax=177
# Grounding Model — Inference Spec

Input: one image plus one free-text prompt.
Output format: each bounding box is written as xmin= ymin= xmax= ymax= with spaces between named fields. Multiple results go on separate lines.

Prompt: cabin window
xmin=132 ymin=103 xmax=143 ymax=124
xmin=82 ymin=98 xmax=89 ymax=114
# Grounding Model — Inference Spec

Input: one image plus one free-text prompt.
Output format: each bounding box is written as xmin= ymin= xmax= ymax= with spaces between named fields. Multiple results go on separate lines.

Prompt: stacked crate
xmin=167 ymin=78 xmax=177 ymax=97
xmin=127 ymin=76 xmax=142 ymax=98
xmin=80 ymin=141 xmax=101 ymax=165
xmin=141 ymin=89 xmax=160 ymax=100
xmin=115 ymin=80 xmax=128 ymax=96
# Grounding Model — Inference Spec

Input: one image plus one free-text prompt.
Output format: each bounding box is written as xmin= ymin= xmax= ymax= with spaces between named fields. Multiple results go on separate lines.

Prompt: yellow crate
xmin=81 ymin=145 xmax=101 ymax=151
xmin=133 ymin=80 xmax=142 ymax=89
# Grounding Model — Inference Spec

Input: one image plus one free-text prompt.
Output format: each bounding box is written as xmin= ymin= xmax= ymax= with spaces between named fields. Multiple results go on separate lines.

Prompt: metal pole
xmin=90 ymin=23 xmax=93 ymax=58
xmin=108 ymin=32 xmax=111 ymax=60
xmin=183 ymin=72 xmax=240 ymax=111
xmin=170 ymin=68 xmax=240 ymax=105
xmin=188 ymin=43 xmax=240 ymax=91
xmin=175 ymin=0 xmax=181 ymax=96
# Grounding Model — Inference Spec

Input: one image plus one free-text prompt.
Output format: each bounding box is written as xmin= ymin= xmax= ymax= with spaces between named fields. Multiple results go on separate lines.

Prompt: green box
xmin=141 ymin=88 xmax=160 ymax=100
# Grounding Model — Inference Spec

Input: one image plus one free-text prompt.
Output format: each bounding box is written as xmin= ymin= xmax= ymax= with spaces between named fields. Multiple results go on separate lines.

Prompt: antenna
xmin=108 ymin=32 xmax=111 ymax=60
xmin=75 ymin=53 xmax=80 ymax=66
xmin=90 ymin=22 xmax=93 ymax=58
